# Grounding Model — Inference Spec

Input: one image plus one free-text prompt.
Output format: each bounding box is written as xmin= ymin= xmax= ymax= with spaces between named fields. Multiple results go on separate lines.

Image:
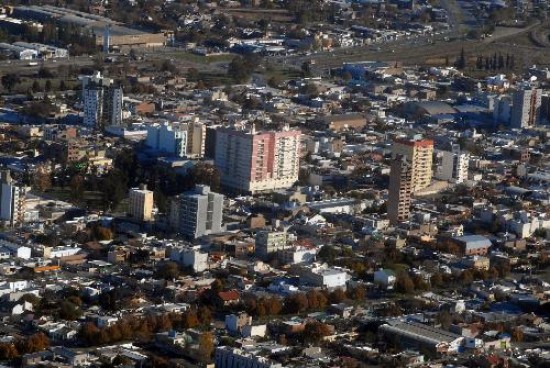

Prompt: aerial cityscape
xmin=0 ymin=0 xmax=547 ymax=367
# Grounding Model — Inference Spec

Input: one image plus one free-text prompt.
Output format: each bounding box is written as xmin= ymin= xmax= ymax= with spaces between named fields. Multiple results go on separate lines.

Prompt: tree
xmin=228 ymin=56 xmax=253 ymax=83
xmin=32 ymin=80 xmax=40 ymax=93
xmin=198 ymin=306 xmax=212 ymax=326
xmin=69 ymin=174 xmax=85 ymax=201
xmin=182 ymin=309 xmax=200 ymax=329
xmin=303 ymin=321 xmax=332 ymax=344
xmin=1 ymin=73 xmax=20 ymax=92
xmin=189 ymin=162 xmax=221 ymax=192
xmin=437 ymin=310 xmax=453 ymax=329
xmin=329 ymin=288 xmax=346 ymax=304
xmin=283 ymin=293 xmax=308 ymax=314
xmin=58 ymin=300 xmax=81 ymax=320
xmin=456 ymin=47 xmax=466 ymax=69
xmin=512 ymin=327 xmax=524 ymax=342
xmin=156 ymin=261 xmax=180 ymax=280
xmin=348 ymin=285 xmax=366 ymax=301
xmin=395 ymin=272 xmax=415 ymax=293
xmin=198 ymin=332 xmax=215 ymax=364
xmin=44 ymin=80 xmax=52 ymax=92
xmin=460 ymin=269 xmax=474 ymax=285
xmin=59 ymin=80 xmax=67 ymax=91
xmin=33 ymin=168 xmax=52 ymax=192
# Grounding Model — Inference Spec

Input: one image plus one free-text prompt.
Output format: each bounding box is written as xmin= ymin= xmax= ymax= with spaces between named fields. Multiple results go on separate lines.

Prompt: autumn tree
xmin=283 ymin=293 xmax=309 ymax=314
xmin=198 ymin=332 xmax=215 ymax=364
xmin=302 ymin=321 xmax=332 ymax=344
xmin=395 ymin=272 xmax=415 ymax=293
xmin=329 ymin=288 xmax=346 ymax=304
xmin=198 ymin=306 xmax=213 ymax=326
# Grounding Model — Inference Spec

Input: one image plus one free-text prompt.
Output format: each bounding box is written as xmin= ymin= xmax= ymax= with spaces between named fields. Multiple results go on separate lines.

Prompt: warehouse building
xmin=0 ymin=42 xmax=38 ymax=60
xmin=13 ymin=42 xmax=68 ymax=58
xmin=379 ymin=321 xmax=463 ymax=354
xmin=13 ymin=5 xmax=166 ymax=49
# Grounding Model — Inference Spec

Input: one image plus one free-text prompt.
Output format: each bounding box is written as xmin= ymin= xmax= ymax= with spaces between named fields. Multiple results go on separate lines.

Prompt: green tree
xmin=1 ymin=73 xmax=20 ymax=92
xmin=58 ymin=300 xmax=81 ymax=320
xmin=156 ymin=261 xmax=180 ymax=280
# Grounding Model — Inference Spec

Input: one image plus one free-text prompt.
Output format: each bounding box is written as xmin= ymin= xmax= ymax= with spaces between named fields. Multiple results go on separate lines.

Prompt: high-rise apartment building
xmin=170 ymin=185 xmax=223 ymax=239
xmin=129 ymin=185 xmax=154 ymax=222
xmin=387 ymin=155 xmax=412 ymax=225
xmin=214 ymin=125 xmax=301 ymax=194
xmin=145 ymin=120 xmax=206 ymax=158
xmin=82 ymin=71 xmax=123 ymax=129
xmin=435 ymin=144 xmax=469 ymax=183
xmin=510 ymin=86 xmax=542 ymax=128
xmin=392 ymin=138 xmax=433 ymax=192
xmin=0 ymin=171 xmax=28 ymax=228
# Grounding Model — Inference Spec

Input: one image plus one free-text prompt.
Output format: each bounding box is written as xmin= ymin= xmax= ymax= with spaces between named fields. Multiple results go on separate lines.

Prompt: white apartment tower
xmin=214 ymin=125 xmax=301 ymax=194
xmin=82 ymin=71 xmax=123 ymax=130
xmin=510 ymin=86 xmax=542 ymax=128
xmin=436 ymin=145 xmax=469 ymax=183
xmin=0 ymin=171 xmax=28 ymax=228
xmin=170 ymin=185 xmax=224 ymax=239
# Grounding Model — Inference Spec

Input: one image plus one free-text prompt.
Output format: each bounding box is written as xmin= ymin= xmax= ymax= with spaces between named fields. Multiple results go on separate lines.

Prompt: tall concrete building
xmin=82 ymin=71 xmax=123 ymax=129
xmin=129 ymin=185 xmax=154 ymax=222
xmin=387 ymin=155 xmax=413 ymax=225
xmin=510 ymin=86 xmax=542 ymax=128
xmin=0 ymin=171 xmax=28 ymax=228
xmin=435 ymin=145 xmax=469 ymax=183
xmin=214 ymin=125 xmax=301 ymax=194
xmin=170 ymin=185 xmax=223 ymax=239
xmin=145 ymin=120 xmax=205 ymax=158
xmin=392 ymin=138 xmax=433 ymax=192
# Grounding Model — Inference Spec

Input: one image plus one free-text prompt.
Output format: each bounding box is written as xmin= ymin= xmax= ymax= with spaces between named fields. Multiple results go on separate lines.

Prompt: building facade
xmin=170 ymin=185 xmax=223 ymax=239
xmin=214 ymin=125 xmax=301 ymax=194
xmin=435 ymin=144 xmax=469 ymax=183
xmin=392 ymin=138 xmax=433 ymax=192
xmin=255 ymin=230 xmax=287 ymax=260
xmin=169 ymin=245 xmax=208 ymax=273
xmin=145 ymin=121 xmax=205 ymax=158
xmin=82 ymin=71 xmax=123 ymax=129
xmin=510 ymin=87 xmax=542 ymax=129
xmin=129 ymin=185 xmax=154 ymax=222
xmin=0 ymin=170 xmax=28 ymax=228
xmin=388 ymin=155 xmax=413 ymax=225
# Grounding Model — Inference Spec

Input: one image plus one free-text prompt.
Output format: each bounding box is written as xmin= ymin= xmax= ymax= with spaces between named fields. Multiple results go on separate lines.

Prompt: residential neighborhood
xmin=0 ymin=0 xmax=547 ymax=368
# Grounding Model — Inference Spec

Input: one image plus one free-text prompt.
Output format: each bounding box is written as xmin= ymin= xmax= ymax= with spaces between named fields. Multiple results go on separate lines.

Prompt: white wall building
xmin=169 ymin=185 xmax=224 ymax=239
xmin=435 ymin=144 xmax=469 ymax=183
xmin=169 ymin=245 xmax=208 ymax=273
xmin=0 ymin=170 xmax=28 ymax=228
xmin=215 ymin=346 xmax=282 ymax=368
xmin=299 ymin=264 xmax=350 ymax=289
